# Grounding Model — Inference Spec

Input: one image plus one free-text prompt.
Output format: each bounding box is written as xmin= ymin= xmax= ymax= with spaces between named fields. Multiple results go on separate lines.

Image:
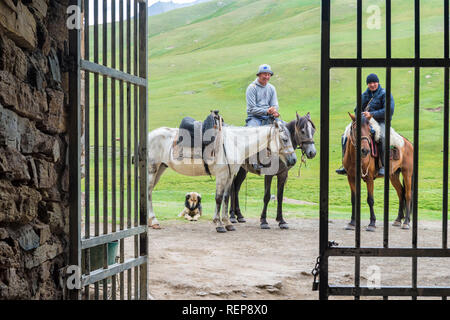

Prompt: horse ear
xmin=306 ymin=112 xmax=311 ymax=119
xmin=274 ymin=120 xmax=280 ymax=128
xmin=296 ymin=111 xmax=301 ymax=122
xmin=185 ymin=193 xmax=191 ymax=200
xmin=197 ymin=194 xmax=201 ymax=202
xmin=348 ymin=112 xmax=356 ymax=122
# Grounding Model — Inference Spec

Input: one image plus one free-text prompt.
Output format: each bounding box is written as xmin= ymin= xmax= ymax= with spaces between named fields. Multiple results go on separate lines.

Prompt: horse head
xmin=348 ymin=112 xmax=372 ymax=159
xmin=270 ymin=119 xmax=297 ymax=167
xmin=295 ymin=112 xmax=317 ymax=159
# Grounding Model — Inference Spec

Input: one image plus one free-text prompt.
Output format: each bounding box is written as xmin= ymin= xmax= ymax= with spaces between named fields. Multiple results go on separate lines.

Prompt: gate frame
xmin=320 ymin=0 xmax=450 ymax=300
xmin=68 ymin=0 xmax=149 ymax=300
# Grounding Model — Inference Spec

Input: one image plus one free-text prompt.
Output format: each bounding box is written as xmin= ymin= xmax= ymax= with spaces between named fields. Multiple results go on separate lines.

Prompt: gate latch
xmin=311 ymin=256 xmax=321 ymax=291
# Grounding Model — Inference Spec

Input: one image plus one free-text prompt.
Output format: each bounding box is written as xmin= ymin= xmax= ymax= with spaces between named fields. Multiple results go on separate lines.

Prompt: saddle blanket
xmin=343 ymin=118 xmax=405 ymax=149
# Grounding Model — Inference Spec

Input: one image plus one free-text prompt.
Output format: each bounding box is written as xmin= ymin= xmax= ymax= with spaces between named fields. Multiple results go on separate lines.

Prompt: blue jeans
xmin=245 ymin=116 xmax=273 ymax=127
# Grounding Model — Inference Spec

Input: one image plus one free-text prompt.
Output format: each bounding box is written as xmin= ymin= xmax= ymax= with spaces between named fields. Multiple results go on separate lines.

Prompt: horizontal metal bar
xmin=81 ymin=226 xmax=146 ymax=249
xmin=81 ymin=256 xmax=146 ymax=287
xmin=330 ymin=58 xmax=450 ymax=68
xmin=80 ymin=60 xmax=147 ymax=87
xmin=326 ymin=247 xmax=450 ymax=257
xmin=329 ymin=285 xmax=450 ymax=297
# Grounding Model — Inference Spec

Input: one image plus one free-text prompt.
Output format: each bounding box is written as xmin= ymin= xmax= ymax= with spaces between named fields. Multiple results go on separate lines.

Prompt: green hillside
xmin=86 ymin=0 xmax=449 ymax=227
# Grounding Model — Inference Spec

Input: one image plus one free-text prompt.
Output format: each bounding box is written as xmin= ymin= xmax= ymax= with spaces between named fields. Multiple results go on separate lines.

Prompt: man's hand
xmin=268 ymin=106 xmax=280 ymax=118
xmin=363 ymin=111 xmax=371 ymax=119
xmin=267 ymin=106 xmax=276 ymax=115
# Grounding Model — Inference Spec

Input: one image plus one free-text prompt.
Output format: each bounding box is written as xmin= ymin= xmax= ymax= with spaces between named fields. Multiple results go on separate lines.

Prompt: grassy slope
xmin=86 ymin=0 xmax=448 ymax=223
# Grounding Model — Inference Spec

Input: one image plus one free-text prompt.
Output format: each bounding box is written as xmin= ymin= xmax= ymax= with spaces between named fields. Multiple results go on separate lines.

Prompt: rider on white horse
xmin=246 ymin=64 xmax=280 ymax=170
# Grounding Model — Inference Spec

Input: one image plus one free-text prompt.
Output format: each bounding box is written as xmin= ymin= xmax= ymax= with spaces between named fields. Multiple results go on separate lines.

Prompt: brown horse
xmin=343 ymin=113 xmax=414 ymax=231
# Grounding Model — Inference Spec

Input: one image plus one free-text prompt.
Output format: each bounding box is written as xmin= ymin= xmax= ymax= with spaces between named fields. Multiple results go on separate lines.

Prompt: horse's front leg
xmin=276 ymin=171 xmax=288 ymax=229
xmin=345 ymin=176 xmax=356 ymax=230
xmin=214 ymin=190 xmax=226 ymax=233
xmin=260 ymin=175 xmax=273 ymax=229
xmin=366 ymin=179 xmax=376 ymax=232
xmin=222 ymin=185 xmax=235 ymax=231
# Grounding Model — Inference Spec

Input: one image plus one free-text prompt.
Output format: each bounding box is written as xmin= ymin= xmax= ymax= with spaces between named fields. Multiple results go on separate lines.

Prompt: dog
xmin=178 ymin=192 xmax=202 ymax=221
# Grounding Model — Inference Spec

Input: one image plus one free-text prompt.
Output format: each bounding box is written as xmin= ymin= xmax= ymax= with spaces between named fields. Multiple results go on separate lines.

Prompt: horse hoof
xmin=216 ymin=226 xmax=227 ymax=233
xmin=392 ymin=220 xmax=402 ymax=227
xmin=237 ymin=217 xmax=246 ymax=223
xmin=366 ymin=225 xmax=376 ymax=232
xmin=345 ymin=224 xmax=355 ymax=230
xmin=279 ymin=223 xmax=289 ymax=229
xmin=230 ymin=217 xmax=238 ymax=224
xmin=401 ymin=224 xmax=410 ymax=230
xmin=260 ymin=223 xmax=270 ymax=230
xmin=225 ymin=225 xmax=236 ymax=231
xmin=151 ymin=224 xmax=161 ymax=230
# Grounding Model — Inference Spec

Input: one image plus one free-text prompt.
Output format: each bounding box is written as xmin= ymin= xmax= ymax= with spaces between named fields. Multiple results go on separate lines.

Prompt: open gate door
xmin=68 ymin=0 xmax=149 ymax=299
xmin=319 ymin=0 xmax=450 ymax=300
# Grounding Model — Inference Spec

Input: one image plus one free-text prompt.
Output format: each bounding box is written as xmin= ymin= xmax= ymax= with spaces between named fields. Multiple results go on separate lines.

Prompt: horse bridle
xmin=349 ymin=121 xmax=372 ymax=178
xmin=266 ymin=122 xmax=296 ymax=157
xmin=294 ymin=118 xmax=316 ymax=150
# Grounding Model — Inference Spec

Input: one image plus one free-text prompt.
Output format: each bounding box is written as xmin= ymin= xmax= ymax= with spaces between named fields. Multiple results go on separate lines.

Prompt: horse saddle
xmin=172 ymin=111 xmax=223 ymax=173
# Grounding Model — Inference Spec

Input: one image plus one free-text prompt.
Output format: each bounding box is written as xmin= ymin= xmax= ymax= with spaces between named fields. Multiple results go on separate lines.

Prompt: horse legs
xmin=229 ymin=167 xmax=247 ymax=223
xmin=222 ymin=185 xmax=236 ymax=231
xmin=366 ymin=179 xmax=376 ymax=232
xmin=401 ymin=169 xmax=413 ymax=230
xmin=276 ymin=171 xmax=289 ymax=229
xmin=390 ymin=172 xmax=405 ymax=227
xmin=147 ymin=164 xmax=167 ymax=229
xmin=214 ymin=171 xmax=235 ymax=233
xmin=345 ymin=176 xmax=356 ymax=230
xmin=260 ymin=175 xmax=274 ymax=229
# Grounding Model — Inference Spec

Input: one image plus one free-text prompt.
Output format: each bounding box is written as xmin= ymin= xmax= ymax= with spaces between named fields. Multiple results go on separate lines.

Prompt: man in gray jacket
xmin=245 ymin=64 xmax=280 ymax=170
xmin=245 ymin=64 xmax=280 ymax=126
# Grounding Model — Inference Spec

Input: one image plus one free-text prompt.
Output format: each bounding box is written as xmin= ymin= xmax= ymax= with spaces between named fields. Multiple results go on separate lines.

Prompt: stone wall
xmin=0 ymin=0 xmax=69 ymax=299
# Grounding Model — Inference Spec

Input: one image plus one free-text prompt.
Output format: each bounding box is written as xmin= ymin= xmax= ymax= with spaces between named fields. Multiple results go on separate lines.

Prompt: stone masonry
xmin=0 ymin=0 xmax=69 ymax=299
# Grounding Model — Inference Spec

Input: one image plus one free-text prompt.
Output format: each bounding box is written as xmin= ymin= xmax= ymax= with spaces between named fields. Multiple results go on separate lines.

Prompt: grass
xmin=82 ymin=0 xmax=449 ymax=225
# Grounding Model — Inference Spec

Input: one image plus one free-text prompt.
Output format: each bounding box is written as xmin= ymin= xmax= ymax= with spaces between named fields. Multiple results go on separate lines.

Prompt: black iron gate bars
xmin=319 ymin=0 xmax=450 ymax=300
xmin=68 ymin=0 xmax=149 ymax=300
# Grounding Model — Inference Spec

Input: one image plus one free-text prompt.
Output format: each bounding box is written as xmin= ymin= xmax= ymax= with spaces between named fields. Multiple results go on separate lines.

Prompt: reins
xmin=349 ymin=121 xmax=372 ymax=178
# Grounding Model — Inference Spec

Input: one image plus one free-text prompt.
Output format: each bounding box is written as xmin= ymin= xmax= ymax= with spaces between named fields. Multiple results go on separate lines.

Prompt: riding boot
xmin=336 ymin=135 xmax=347 ymax=175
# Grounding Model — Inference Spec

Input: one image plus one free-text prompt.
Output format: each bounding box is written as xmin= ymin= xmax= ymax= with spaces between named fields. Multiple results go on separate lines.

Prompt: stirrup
xmin=336 ymin=167 xmax=347 ymax=175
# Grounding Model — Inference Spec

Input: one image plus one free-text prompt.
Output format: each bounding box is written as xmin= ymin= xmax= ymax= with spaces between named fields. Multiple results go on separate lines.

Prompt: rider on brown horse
xmin=336 ymin=73 xmax=395 ymax=177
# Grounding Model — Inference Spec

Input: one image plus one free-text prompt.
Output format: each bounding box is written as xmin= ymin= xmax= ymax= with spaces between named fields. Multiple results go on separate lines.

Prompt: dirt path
xmin=145 ymin=218 xmax=449 ymax=300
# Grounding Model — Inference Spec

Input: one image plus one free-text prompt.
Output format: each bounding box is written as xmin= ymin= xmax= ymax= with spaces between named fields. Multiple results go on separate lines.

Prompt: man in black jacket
xmin=336 ymin=73 xmax=395 ymax=177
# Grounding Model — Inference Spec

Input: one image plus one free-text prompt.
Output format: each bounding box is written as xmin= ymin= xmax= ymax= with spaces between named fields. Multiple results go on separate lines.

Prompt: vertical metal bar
xmin=138 ymin=0 xmax=149 ymax=300
xmin=384 ymin=0 xmax=391 ymax=250
xmin=411 ymin=0 xmax=420 ymax=301
xmin=443 ymin=0 xmax=449 ymax=253
xmin=133 ymin=0 xmax=139 ymax=300
xmin=68 ymin=0 xmax=82 ymax=301
xmin=83 ymin=0 xmax=91 ymax=301
xmin=93 ymin=0 xmax=100 ymax=300
xmin=111 ymin=0 xmax=117 ymax=300
xmin=102 ymin=0 xmax=108 ymax=300
xmin=354 ymin=0 xmax=362 ymax=301
xmin=319 ymin=0 xmax=330 ymax=301
xmin=119 ymin=0 xmax=125 ymax=301
xmin=126 ymin=0 xmax=132 ymax=299
xmin=442 ymin=0 xmax=449 ymax=302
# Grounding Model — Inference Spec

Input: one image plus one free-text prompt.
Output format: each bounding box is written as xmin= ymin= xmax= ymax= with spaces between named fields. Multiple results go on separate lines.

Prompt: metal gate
xmin=319 ymin=0 xmax=450 ymax=299
xmin=68 ymin=0 xmax=148 ymax=299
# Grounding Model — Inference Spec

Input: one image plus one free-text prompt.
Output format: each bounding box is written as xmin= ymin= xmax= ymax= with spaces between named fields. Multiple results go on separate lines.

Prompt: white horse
xmin=147 ymin=120 xmax=297 ymax=233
